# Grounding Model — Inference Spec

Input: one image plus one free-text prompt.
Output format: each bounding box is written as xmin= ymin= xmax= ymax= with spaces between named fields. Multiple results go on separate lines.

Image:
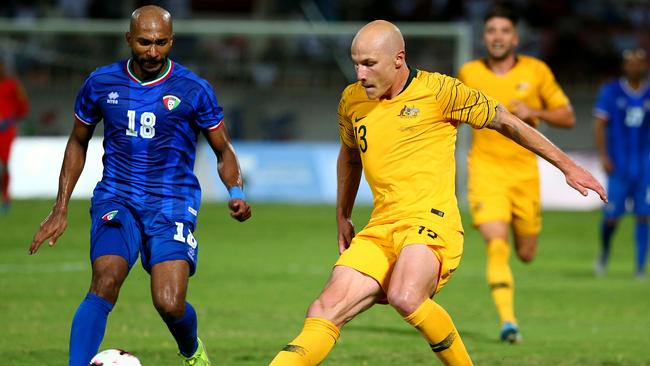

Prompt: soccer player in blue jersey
xmin=594 ymin=48 xmax=650 ymax=278
xmin=28 ymin=5 xmax=251 ymax=366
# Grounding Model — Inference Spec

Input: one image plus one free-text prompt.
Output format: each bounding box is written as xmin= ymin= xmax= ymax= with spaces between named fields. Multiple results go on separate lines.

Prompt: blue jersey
xmin=75 ymin=59 xmax=223 ymax=223
xmin=594 ymin=78 xmax=650 ymax=180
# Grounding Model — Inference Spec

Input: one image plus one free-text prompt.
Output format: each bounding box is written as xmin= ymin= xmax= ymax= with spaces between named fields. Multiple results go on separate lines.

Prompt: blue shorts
xmin=604 ymin=175 xmax=650 ymax=219
xmin=89 ymin=200 xmax=199 ymax=275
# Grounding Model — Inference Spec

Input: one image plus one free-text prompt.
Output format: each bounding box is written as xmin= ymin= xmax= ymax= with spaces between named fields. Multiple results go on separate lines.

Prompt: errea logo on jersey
xmin=163 ymin=95 xmax=181 ymax=111
xmin=398 ymin=105 xmax=420 ymax=118
xmin=107 ymin=92 xmax=119 ymax=104
xmin=101 ymin=210 xmax=118 ymax=221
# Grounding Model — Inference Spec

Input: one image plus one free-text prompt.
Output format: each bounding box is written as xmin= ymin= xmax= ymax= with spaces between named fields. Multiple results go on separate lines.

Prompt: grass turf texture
xmin=1 ymin=200 xmax=648 ymax=365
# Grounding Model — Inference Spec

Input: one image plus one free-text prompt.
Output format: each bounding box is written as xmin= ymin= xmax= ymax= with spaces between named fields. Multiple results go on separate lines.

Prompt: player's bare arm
xmin=488 ymin=104 xmax=607 ymax=202
xmin=336 ymin=144 xmax=362 ymax=254
xmin=29 ymin=118 xmax=95 ymax=254
xmin=593 ymin=115 xmax=613 ymax=174
xmin=509 ymin=101 xmax=575 ymax=128
xmin=203 ymin=124 xmax=251 ymax=222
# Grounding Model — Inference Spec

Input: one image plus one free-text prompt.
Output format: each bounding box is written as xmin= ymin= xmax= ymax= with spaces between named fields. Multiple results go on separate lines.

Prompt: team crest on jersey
xmin=101 ymin=210 xmax=118 ymax=221
xmin=398 ymin=105 xmax=420 ymax=118
xmin=516 ymin=82 xmax=529 ymax=92
xmin=107 ymin=91 xmax=119 ymax=105
xmin=163 ymin=95 xmax=181 ymax=111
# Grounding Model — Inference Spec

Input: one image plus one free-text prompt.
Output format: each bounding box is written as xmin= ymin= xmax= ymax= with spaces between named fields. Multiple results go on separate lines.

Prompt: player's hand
xmin=565 ymin=164 xmax=608 ymax=203
xmin=337 ymin=217 xmax=355 ymax=254
xmin=228 ymin=199 xmax=251 ymax=222
xmin=29 ymin=209 xmax=68 ymax=255
xmin=509 ymin=100 xmax=535 ymax=126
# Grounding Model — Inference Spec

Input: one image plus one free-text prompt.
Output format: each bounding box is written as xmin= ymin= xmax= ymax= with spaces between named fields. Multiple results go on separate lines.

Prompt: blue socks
xmin=69 ymin=293 xmax=114 ymax=366
xmin=164 ymin=302 xmax=198 ymax=357
xmin=601 ymin=219 xmax=648 ymax=274
xmin=635 ymin=220 xmax=648 ymax=274
xmin=600 ymin=220 xmax=616 ymax=264
xmin=68 ymin=294 xmax=198 ymax=363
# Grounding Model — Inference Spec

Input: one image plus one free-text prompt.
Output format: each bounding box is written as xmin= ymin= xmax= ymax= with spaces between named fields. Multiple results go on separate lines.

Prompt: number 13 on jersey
xmin=126 ymin=110 xmax=157 ymax=138
xmin=354 ymin=124 xmax=368 ymax=152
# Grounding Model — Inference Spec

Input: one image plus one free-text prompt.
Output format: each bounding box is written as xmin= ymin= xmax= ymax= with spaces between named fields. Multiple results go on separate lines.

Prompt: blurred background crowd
xmin=0 ymin=0 xmax=648 ymax=147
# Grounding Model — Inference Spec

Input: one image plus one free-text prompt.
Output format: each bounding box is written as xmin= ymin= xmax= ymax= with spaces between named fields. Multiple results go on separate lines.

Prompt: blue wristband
xmin=228 ymin=186 xmax=246 ymax=201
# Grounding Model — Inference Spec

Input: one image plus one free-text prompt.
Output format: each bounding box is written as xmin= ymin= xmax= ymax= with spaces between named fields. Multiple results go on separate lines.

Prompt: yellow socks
xmin=269 ymin=317 xmax=340 ymax=366
xmin=404 ymin=299 xmax=473 ymax=365
xmin=486 ymin=239 xmax=516 ymax=324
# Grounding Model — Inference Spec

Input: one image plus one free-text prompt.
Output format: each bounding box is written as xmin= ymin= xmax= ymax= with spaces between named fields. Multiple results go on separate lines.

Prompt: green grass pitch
xmin=1 ymin=200 xmax=648 ymax=365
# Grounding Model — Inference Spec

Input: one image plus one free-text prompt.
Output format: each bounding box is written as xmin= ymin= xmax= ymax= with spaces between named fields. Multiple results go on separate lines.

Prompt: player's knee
xmin=153 ymin=296 xmax=186 ymax=320
xmin=516 ymin=246 xmax=536 ymax=263
xmin=387 ymin=288 xmax=424 ymax=316
xmin=90 ymin=275 xmax=123 ymax=302
xmin=513 ymin=236 xmax=537 ymax=263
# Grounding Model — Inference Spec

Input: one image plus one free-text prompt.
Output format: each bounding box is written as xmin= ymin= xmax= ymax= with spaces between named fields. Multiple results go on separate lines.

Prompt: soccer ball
xmin=89 ymin=349 xmax=142 ymax=366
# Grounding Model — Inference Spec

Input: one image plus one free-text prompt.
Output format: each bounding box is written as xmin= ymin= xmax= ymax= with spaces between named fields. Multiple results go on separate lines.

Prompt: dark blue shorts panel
xmin=89 ymin=202 xmax=141 ymax=269
xmin=140 ymin=218 xmax=199 ymax=276
xmin=89 ymin=200 xmax=200 ymax=276
xmin=605 ymin=176 xmax=650 ymax=219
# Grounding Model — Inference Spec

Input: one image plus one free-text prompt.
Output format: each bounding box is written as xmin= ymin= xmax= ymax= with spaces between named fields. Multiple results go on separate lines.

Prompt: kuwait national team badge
xmin=163 ymin=95 xmax=181 ymax=111
xmin=101 ymin=210 xmax=118 ymax=221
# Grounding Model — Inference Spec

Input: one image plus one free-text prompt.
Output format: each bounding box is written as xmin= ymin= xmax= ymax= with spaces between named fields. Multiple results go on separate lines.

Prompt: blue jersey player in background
xmin=594 ymin=48 xmax=650 ymax=279
xmin=29 ymin=5 xmax=251 ymax=366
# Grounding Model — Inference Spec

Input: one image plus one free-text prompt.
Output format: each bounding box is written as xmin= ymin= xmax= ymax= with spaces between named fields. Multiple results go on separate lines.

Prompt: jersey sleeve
xmin=194 ymin=81 xmax=225 ymax=131
xmin=593 ymin=84 xmax=612 ymax=121
xmin=337 ymin=88 xmax=356 ymax=148
xmin=434 ymin=73 xmax=498 ymax=129
xmin=538 ymin=62 xmax=570 ymax=110
xmin=74 ymin=76 xmax=102 ymax=125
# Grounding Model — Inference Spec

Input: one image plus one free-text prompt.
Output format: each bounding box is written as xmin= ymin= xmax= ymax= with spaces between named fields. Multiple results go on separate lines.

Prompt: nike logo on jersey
xmin=399 ymin=125 xmax=417 ymax=132
xmin=355 ymin=115 xmax=366 ymax=122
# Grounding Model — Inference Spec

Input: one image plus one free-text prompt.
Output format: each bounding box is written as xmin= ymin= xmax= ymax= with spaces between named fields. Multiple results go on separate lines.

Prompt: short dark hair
xmin=484 ymin=6 xmax=519 ymax=26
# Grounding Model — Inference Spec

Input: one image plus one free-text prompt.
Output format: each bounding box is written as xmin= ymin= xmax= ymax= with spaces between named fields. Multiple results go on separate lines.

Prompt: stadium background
xmin=2 ymin=0 xmax=643 ymax=206
xmin=1 ymin=1 xmax=649 ymax=365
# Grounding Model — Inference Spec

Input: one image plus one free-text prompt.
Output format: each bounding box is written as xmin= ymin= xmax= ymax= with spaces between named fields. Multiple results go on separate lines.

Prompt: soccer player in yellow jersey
xmin=269 ymin=20 xmax=605 ymax=366
xmin=458 ymin=8 xmax=575 ymax=343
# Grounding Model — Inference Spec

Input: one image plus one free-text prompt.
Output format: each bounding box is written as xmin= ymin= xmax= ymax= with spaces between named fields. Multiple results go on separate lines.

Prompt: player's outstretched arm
xmin=336 ymin=145 xmax=362 ymax=254
xmin=29 ymin=118 xmax=95 ymax=255
xmin=487 ymin=105 xmax=607 ymax=202
xmin=203 ymin=124 xmax=251 ymax=222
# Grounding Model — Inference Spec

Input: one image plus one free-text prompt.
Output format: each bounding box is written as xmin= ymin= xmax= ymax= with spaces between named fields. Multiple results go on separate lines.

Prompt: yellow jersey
xmin=338 ymin=68 xmax=498 ymax=233
xmin=458 ymin=55 xmax=570 ymax=180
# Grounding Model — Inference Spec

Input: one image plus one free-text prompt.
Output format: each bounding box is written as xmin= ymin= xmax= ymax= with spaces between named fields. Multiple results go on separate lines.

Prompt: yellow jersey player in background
xmin=458 ymin=7 xmax=576 ymax=343
xmin=269 ymin=20 xmax=604 ymax=366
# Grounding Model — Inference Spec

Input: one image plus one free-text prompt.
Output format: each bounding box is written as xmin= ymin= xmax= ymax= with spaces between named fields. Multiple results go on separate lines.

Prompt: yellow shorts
xmin=335 ymin=219 xmax=464 ymax=295
xmin=468 ymin=176 xmax=541 ymax=236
